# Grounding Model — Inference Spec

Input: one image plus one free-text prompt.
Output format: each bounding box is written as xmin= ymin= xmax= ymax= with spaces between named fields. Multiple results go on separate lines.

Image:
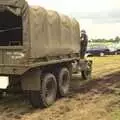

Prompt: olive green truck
xmin=0 ymin=0 xmax=92 ymax=108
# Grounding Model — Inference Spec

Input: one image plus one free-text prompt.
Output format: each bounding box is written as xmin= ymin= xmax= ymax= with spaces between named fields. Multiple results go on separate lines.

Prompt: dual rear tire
xmin=29 ymin=73 xmax=57 ymax=108
xmin=29 ymin=67 xmax=71 ymax=108
xmin=58 ymin=68 xmax=70 ymax=97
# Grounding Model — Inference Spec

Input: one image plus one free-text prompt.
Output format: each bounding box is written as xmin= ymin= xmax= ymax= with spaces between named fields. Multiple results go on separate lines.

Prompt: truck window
xmin=0 ymin=10 xmax=22 ymax=46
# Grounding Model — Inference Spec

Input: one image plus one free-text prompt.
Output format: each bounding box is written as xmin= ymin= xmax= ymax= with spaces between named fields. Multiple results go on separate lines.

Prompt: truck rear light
xmin=0 ymin=76 xmax=9 ymax=89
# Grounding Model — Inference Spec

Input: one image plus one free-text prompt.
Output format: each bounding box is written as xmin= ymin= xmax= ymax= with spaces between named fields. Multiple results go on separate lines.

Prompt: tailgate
xmin=0 ymin=46 xmax=28 ymax=75
xmin=0 ymin=46 xmax=25 ymax=65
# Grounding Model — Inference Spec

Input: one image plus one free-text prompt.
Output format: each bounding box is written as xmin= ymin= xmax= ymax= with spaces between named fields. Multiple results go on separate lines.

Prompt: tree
xmin=115 ymin=36 xmax=120 ymax=43
xmin=108 ymin=39 xmax=114 ymax=42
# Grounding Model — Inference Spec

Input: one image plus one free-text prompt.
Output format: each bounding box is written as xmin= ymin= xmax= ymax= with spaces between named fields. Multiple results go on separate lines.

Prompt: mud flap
xmin=21 ymin=69 xmax=41 ymax=91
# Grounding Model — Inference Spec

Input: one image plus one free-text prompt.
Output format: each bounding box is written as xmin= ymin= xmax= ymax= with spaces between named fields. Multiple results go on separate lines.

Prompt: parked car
xmin=116 ymin=48 xmax=120 ymax=54
xmin=86 ymin=45 xmax=110 ymax=57
xmin=107 ymin=45 xmax=118 ymax=55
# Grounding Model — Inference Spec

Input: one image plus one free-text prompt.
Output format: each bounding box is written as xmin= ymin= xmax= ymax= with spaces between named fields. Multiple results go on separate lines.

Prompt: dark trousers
xmin=80 ymin=46 xmax=87 ymax=58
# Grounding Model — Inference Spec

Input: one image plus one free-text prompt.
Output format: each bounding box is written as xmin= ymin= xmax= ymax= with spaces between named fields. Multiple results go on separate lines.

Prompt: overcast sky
xmin=27 ymin=0 xmax=120 ymax=39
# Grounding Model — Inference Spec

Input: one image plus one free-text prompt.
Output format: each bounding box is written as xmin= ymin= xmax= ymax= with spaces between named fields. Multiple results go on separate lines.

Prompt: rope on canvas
xmin=0 ymin=27 xmax=21 ymax=33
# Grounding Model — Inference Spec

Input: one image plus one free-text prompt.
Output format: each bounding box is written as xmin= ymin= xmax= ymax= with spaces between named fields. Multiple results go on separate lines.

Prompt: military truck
xmin=0 ymin=0 xmax=92 ymax=108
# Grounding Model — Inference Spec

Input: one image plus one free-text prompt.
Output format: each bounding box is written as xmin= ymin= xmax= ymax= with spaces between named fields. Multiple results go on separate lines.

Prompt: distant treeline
xmin=89 ymin=36 xmax=120 ymax=43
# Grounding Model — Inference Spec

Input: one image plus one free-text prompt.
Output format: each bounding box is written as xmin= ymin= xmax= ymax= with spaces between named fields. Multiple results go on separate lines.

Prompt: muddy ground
xmin=0 ymin=56 xmax=120 ymax=120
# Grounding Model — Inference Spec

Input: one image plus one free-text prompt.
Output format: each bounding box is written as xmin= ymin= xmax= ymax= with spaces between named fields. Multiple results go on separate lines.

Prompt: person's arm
xmin=80 ymin=34 xmax=84 ymax=41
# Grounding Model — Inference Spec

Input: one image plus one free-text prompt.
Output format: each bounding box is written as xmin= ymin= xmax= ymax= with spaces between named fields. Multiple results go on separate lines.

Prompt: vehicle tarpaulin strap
xmin=6 ymin=6 xmax=21 ymax=16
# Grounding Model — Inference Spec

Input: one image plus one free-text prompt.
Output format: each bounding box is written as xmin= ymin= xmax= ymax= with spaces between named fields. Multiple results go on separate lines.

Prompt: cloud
xmin=70 ymin=9 xmax=120 ymax=24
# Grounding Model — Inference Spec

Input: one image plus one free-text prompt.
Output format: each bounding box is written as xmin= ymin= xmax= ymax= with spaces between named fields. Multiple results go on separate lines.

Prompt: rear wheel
xmin=29 ymin=73 xmax=57 ymax=108
xmin=114 ymin=52 xmax=118 ymax=55
xmin=58 ymin=68 xmax=71 ymax=97
xmin=100 ymin=52 xmax=104 ymax=57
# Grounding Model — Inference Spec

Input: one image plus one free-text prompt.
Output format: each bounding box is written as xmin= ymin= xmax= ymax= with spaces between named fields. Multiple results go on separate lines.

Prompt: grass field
xmin=0 ymin=55 xmax=120 ymax=120
xmin=91 ymin=55 xmax=120 ymax=78
xmin=89 ymin=55 xmax=120 ymax=119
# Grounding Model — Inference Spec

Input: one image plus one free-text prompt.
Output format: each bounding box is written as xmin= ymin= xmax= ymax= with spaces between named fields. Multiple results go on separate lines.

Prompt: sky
xmin=27 ymin=0 xmax=120 ymax=39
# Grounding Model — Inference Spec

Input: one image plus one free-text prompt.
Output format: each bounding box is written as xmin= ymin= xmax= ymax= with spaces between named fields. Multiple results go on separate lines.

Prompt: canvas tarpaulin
xmin=0 ymin=0 xmax=26 ymax=8
xmin=0 ymin=0 xmax=80 ymax=58
xmin=29 ymin=6 xmax=80 ymax=58
xmin=0 ymin=0 xmax=27 ymax=16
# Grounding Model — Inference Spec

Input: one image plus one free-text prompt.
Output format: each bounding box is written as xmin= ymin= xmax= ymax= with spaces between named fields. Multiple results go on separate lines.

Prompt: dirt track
xmin=0 ymin=56 xmax=120 ymax=120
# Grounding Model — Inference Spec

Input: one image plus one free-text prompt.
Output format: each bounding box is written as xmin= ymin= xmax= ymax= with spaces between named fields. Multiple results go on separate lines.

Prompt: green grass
xmin=110 ymin=109 xmax=120 ymax=120
xmin=90 ymin=55 xmax=120 ymax=120
xmin=87 ymin=55 xmax=120 ymax=78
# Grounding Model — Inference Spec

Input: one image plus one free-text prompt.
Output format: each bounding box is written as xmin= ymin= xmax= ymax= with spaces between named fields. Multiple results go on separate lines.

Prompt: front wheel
xmin=81 ymin=69 xmax=91 ymax=80
xmin=81 ymin=61 xmax=92 ymax=81
xmin=29 ymin=73 xmax=57 ymax=108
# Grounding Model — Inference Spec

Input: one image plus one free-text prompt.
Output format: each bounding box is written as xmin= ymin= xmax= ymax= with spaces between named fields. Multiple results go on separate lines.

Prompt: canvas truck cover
xmin=0 ymin=0 xmax=27 ymax=15
xmin=29 ymin=7 xmax=80 ymax=58
xmin=0 ymin=0 xmax=80 ymax=58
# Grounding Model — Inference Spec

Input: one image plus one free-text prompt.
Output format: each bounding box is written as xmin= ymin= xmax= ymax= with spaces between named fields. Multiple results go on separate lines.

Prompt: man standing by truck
xmin=80 ymin=30 xmax=88 ymax=58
